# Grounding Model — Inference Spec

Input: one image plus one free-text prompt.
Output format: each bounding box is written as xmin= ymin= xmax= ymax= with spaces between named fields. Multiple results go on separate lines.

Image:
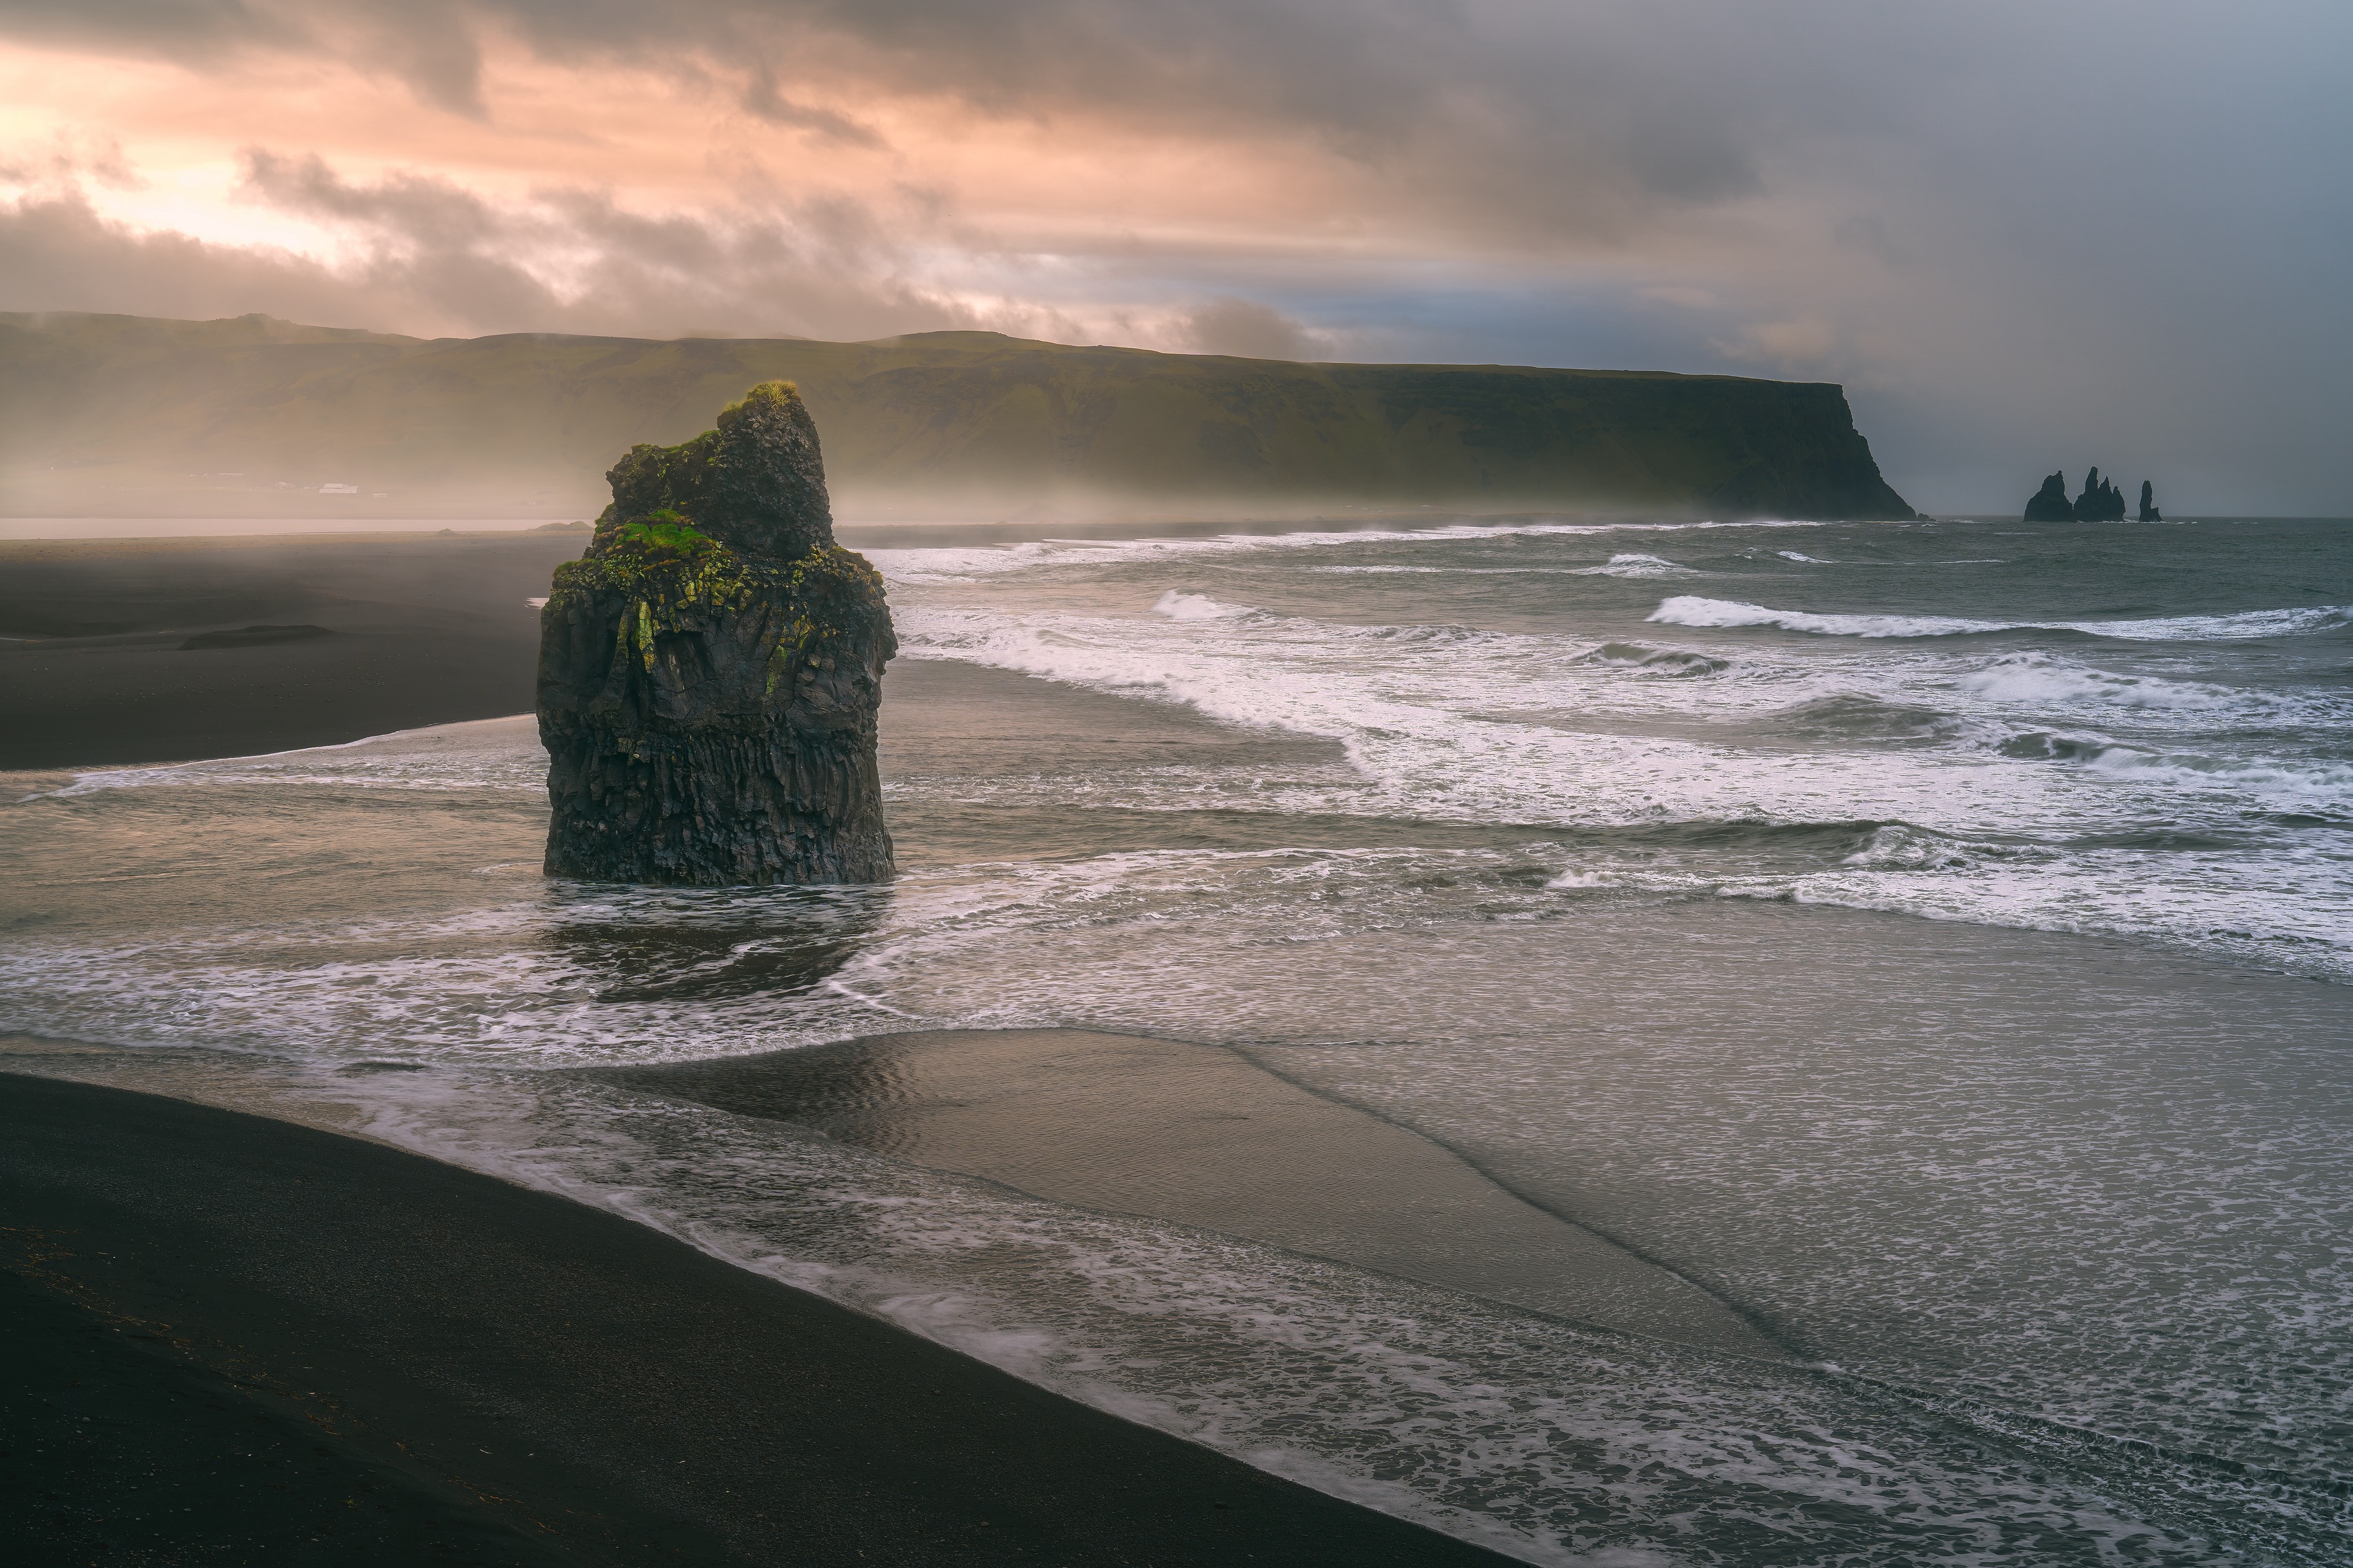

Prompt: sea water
xmin=4 ymin=515 xmax=2350 ymax=1565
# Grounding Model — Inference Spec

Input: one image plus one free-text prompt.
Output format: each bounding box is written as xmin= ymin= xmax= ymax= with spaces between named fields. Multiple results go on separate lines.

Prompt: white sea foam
xmin=1570 ymin=552 xmax=1695 ymax=579
xmin=1650 ymin=597 xmax=2005 ymax=637
xmin=1308 ymin=565 xmax=1636 ymax=577
xmin=893 ymin=595 xmax=2353 ymax=957
xmin=885 ymin=522 xmax=2353 ymax=973
xmin=1151 ymin=589 xmax=1252 ymax=620
xmin=1955 ymin=653 xmax=2258 ymax=712
xmin=1650 ymin=595 xmax=2353 ymax=641
xmin=868 ymin=518 xmax=1827 ymax=585
xmin=26 ymin=715 xmax=544 ymax=798
xmin=2072 ymin=742 xmax=2353 ymax=798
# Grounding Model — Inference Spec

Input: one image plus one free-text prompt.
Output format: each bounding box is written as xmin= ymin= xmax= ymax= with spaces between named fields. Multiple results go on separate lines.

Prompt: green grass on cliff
xmin=612 ymin=511 xmax=719 ymax=565
xmin=0 ymin=311 xmax=1917 ymax=520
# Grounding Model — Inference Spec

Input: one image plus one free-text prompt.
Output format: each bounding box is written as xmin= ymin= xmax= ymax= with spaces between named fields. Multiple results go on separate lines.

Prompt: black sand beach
xmin=0 ymin=532 xmax=584 ymax=770
xmin=0 ymin=1072 xmax=1517 ymax=1566
xmin=0 ymin=522 xmax=1310 ymax=772
xmin=588 ymin=1028 xmax=1778 ymax=1356
xmin=0 ymin=521 xmax=1370 ymax=773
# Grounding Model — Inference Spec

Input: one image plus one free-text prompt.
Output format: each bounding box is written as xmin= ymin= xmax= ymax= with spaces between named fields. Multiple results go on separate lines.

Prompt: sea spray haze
xmin=536 ymin=382 xmax=895 ymax=884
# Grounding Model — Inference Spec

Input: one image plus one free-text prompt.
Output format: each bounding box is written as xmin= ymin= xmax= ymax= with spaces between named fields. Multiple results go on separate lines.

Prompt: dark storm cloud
xmin=0 ymin=0 xmax=487 ymax=112
xmin=0 ymin=0 xmax=1827 ymax=238
xmin=3 ymin=2 xmax=2350 ymax=509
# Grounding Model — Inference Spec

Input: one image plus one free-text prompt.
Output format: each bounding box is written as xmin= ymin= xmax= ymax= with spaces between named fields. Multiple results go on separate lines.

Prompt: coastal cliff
xmin=1 ymin=312 xmax=1919 ymax=522
xmin=536 ymin=382 xmax=894 ymax=885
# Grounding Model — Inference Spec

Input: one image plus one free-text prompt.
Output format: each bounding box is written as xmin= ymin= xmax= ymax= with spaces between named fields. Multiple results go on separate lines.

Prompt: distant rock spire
xmin=2023 ymin=470 xmax=2073 ymax=522
xmin=2137 ymin=480 xmax=2162 ymax=522
xmin=2074 ymin=467 xmax=2126 ymax=522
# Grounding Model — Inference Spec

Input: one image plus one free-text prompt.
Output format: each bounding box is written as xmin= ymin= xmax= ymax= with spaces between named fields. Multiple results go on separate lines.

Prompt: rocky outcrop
xmin=536 ymin=382 xmax=895 ymax=885
xmin=2024 ymin=467 xmax=2160 ymax=522
xmin=2023 ymin=471 xmax=2074 ymax=522
xmin=2075 ymin=468 xmax=2127 ymax=522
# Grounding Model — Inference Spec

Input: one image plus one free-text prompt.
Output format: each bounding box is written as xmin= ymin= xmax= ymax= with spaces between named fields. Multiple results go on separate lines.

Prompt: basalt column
xmin=536 ymin=381 xmax=895 ymax=884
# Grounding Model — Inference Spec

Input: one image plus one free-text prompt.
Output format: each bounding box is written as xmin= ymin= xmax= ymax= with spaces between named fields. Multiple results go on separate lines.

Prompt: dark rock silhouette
xmin=536 ymin=382 xmax=895 ymax=885
xmin=2074 ymin=467 xmax=2127 ymax=522
xmin=2138 ymin=480 xmax=2163 ymax=522
xmin=2023 ymin=471 xmax=2074 ymax=522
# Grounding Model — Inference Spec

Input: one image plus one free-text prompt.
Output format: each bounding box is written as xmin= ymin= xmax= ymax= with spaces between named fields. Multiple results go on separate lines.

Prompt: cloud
xmin=0 ymin=153 xmax=1068 ymax=343
xmin=0 ymin=1 xmax=1839 ymax=246
xmin=0 ymin=188 xmax=376 ymax=328
xmin=0 ymin=3 xmax=2348 ymax=509
xmin=1718 ymin=317 xmax=1837 ymax=368
xmin=1185 ymin=298 xmax=1317 ymax=361
xmin=738 ymin=65 xmax=886 ymax=149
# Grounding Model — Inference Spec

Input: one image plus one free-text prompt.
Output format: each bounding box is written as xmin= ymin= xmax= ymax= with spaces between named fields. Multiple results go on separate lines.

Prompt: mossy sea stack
xmin=536 ymin=382 xmax=895 ymax=884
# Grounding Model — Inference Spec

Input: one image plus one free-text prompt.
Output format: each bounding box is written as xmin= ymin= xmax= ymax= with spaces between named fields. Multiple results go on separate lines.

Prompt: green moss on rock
xmin=535 ymin=385 xmax=895 ymax=886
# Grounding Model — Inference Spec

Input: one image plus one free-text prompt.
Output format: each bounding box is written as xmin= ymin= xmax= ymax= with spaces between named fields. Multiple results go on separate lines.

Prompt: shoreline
xmin=0 ymin=521 xmax=1460 ymax=772
xmin=0 ymin=1071 xmax=1521 ymax=1566
xmin=586 ymin=1027 xmax=1781 ymax=1358
xmin=0 ymin=532 xmax=580 ymax=770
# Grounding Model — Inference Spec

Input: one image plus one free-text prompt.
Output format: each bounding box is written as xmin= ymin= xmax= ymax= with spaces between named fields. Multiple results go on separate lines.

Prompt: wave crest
xmin=1650 ymin=596 xmax=2353 ymax=642
xmin=1151 ymin=589 xmax=1252 ymax=621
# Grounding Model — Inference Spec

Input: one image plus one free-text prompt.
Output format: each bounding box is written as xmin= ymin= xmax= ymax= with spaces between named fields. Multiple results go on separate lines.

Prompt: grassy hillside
xmin=0 ymin=312 xmax=1917 ymax=521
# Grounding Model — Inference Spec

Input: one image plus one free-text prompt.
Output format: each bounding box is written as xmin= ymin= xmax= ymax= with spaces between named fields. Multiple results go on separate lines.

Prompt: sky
xmin=1 ymin=1 xmax=2347 ymax=513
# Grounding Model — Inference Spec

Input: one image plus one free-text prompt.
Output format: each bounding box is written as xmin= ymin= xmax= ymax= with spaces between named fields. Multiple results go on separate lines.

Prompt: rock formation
xmin=2074 ymin=467 xmax=2127 ymax=522
xmin=2138 ymin=480 xmax=2162 ymax=522
xmin=536 ymin=382 xmax=895 ymax=884
xmin=2023 ymin=471 xmax=2074 ymax=522
xmin=5 ymin=310 xmax=1923 ymax=523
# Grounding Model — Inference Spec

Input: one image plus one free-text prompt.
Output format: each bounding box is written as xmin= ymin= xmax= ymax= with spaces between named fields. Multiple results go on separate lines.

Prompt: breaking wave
xmin=1650 ymin=596 xmax=2353 ymax=641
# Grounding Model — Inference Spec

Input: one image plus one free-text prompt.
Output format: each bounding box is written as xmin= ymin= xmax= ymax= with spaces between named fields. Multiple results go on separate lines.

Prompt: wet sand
xmin=588 ymin=1028 xmax=1780 ymax=1356
xmin=0 ymin=522 xmax=1345 ymax=772
xmin=0 ymin=532 xmax=588 ymax=770
xmin=0 ymin=1072 xmax=1517 ymax=1567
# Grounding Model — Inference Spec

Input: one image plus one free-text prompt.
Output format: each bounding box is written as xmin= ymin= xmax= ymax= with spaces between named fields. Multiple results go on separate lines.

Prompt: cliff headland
xmin=0 ymin=311 xmax=1917 ymax=522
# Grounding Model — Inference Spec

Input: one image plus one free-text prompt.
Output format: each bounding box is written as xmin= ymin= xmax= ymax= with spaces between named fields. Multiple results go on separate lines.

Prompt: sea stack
xmin=536 ymin=382 xmax=895 ymax=884
xmin=2023 ymin=471 xmax=2073 ymax=522
xmin=2138 ymin=480 xmax=2163 ymax=522
xmin=2074 ymin=467 xmax=2127 ymax=521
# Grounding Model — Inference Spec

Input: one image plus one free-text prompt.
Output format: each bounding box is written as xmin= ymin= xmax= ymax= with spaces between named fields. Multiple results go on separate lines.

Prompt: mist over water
xmin=5 ymin=515 xmax=2351 ymax=1565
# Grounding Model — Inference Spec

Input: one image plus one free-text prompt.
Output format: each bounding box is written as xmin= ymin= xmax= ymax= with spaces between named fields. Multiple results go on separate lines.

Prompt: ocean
xmin=5 ymin=513 xmax=2350 ymax=1565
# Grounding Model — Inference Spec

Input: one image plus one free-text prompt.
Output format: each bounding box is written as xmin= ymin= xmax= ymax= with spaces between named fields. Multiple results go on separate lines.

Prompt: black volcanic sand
xmin=587 ymin=1028 xmax=1777 ymax=1357
xmin=0 ymin=532 xmax=588 ymax=770
xmin=0 ymin=520 xmax=1448 ymax=772
xmin=0 ymin=1073 xmax=1519 ymax=1567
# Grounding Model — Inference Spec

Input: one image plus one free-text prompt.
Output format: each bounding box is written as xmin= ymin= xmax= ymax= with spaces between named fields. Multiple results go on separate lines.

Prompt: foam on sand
xmin=584 ymin=1027 xmax=1779 ymax=1358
